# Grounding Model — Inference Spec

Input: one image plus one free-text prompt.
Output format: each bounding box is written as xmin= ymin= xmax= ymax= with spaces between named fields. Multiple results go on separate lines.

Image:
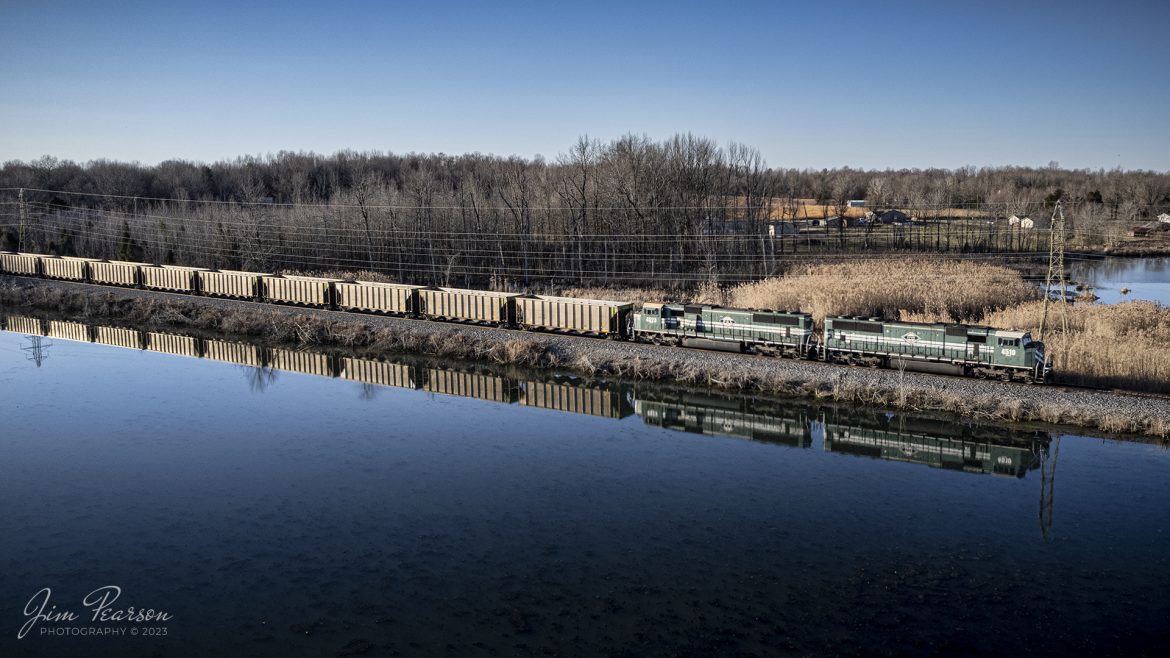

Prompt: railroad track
xmin=3 ymin=272 xmax=1167 ymax=403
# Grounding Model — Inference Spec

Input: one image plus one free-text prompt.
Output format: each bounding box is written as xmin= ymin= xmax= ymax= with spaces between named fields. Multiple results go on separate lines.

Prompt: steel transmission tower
xmin=18 ymin=187 xmax=27 ymax=250
xmin=1039 ymin=200 xmax=1070 ymax=341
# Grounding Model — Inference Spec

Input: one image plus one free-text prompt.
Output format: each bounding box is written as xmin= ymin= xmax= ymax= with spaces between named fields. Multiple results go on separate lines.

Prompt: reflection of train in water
xmin=2 ymin=313 xmax=1050 ymax=479
xmin=634 ymin=389 xmax=812 ymax=447
xmin=822 ymin=412 xmax=1048 ymax=478
xmin=1 ymin=313 xmax=632 ymax=418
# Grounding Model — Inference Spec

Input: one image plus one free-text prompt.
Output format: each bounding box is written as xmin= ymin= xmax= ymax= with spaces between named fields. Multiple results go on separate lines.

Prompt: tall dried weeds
xmin=729 ymin=260 xmax=1038 ymax=323
xmin=982 ymin=300 xmax=1170 ymax=391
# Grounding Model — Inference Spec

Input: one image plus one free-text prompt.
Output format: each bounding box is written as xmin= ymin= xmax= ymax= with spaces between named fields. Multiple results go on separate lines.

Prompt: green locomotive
xmin=823 ymin=316 xmax=1050 ymax=382
xmin=633 ymin=303 xmax=814 ymax=357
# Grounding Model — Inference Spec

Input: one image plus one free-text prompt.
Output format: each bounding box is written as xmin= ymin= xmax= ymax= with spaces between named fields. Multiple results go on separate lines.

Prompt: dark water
xmin=1069 ymin=256 xmax=1170 ymax=305
xmin=1 ymin=323 xmax=1168 ymax=657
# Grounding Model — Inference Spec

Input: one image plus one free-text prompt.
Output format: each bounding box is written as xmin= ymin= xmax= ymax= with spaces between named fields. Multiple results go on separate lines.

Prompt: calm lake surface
xmin=1069 ymin=256 xmax=1170 ymax=305
xmin=1 ymin=325 xmax=1168 ymax=657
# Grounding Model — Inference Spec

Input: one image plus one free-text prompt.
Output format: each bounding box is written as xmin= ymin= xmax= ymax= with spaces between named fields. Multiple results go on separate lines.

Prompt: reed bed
xmin=728 ymin=260 xmax=1038 ymax=323
xmin=558 ymin=285 xmax=693 ymax=308
xmin=981 ymin=300 xmax=1170 ymax=391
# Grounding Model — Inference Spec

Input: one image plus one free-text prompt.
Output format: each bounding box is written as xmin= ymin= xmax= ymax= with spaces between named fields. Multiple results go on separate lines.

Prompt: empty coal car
xmin=516 ymin=295 xmax=634 ymax=338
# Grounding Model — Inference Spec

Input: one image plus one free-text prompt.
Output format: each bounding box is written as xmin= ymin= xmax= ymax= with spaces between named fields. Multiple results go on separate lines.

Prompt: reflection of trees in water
xmin=242 ymin=366 xmax=279 ymax=393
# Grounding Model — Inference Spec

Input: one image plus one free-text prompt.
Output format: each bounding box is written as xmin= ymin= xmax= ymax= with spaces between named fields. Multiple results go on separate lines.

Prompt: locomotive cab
xmin=1021 ymin=333 xmax=1051 ymax=383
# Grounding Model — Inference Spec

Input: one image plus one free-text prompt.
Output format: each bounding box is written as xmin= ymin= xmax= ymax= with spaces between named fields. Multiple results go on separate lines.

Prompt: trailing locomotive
xmin=0 ymin=251 xmax=1051 ymax=383
xmin=633 ymin=303 xmax=814 ymax=357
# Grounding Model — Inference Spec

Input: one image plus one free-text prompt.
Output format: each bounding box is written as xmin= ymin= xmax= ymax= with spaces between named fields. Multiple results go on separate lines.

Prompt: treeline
xmin=1 ymin=134 xmax=1167 ymax=288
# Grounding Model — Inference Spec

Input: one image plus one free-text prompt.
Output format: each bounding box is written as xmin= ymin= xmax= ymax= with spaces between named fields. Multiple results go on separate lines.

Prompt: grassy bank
xmin=2 ymin=277 xmax=1168 ymax=439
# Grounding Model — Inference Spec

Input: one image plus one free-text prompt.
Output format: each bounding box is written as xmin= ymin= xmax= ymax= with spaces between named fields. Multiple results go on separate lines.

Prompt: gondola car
xmin=515 ymin=294 xmax=633 ymax=338
xmin=418 ymin=287 xmax=519 ymax=325
xmin=0 ymin=252 xmax=42 ymax=276
xmin=40 ymin=255 xmax=94 ymax=281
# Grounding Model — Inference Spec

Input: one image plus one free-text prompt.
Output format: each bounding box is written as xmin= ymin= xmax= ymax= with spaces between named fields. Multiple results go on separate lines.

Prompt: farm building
xmin=847 ymin=200 xmax=866 ymax=208
xmin=870 ymin=209 xmax=910 ymax=224
xmin=1158 ymin=213 xmax=1170 ymax=224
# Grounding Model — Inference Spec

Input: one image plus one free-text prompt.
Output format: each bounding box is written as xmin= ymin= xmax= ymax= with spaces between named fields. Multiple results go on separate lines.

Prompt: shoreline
xmin=3 ymin=275 xmax=1168 ymax=438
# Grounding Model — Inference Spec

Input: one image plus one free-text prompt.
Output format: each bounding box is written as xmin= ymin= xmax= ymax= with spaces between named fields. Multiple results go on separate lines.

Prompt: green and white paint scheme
xmin=823 ymin=316 xmax=1049 ymax=381
xmin=823 ymin=422 xmax=1044 ymax=478
xmin=634 ymin=303 xmax=814 ymax=356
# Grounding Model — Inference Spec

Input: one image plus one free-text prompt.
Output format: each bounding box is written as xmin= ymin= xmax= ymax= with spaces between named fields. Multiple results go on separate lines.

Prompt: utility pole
xmin=1039 ymin=200 xmax=1069 ymax=341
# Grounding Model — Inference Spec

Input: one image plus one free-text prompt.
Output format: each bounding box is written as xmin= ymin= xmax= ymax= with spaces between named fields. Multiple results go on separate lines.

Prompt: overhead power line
xmin=3 ymin=187 xmax=1166 ymax=212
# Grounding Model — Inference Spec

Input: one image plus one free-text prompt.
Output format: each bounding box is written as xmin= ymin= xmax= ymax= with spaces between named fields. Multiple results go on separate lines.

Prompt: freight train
xmin=0 ymin=251 xmax=1052 ymax=382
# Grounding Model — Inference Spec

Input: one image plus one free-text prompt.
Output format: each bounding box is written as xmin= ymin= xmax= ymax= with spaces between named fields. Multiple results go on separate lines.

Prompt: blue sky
xmin=1 ymin=0 xmax=1167 ymax=170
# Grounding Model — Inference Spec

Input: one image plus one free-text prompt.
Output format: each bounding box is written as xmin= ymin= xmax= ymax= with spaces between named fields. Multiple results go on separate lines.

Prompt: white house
xmin=1158 ymin=213 xmax=1170 ymax=224
xmin=768 ymin=222 xmax=799 ymax=236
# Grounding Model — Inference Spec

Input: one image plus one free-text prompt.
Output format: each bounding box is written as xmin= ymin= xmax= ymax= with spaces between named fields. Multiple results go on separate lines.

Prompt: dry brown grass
xmin=729 ymin=260 xmax=1037 ymax=324
xmin=279 ymin=268 xmax=396 ymax=283
xmin=559 ymin=286 xmax=690 ymax=308
xmin=982 ymin=300 xmax=1170 ymax=391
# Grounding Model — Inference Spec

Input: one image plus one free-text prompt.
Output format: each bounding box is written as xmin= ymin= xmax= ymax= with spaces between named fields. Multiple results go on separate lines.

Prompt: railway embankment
xmin=3 ymin=275 xmax=1169 ymax=438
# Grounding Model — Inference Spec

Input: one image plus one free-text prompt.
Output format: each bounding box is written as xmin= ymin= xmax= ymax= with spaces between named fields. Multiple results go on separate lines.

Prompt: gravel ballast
xmin=3 ymin=275 xmax=1168 ymax=437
